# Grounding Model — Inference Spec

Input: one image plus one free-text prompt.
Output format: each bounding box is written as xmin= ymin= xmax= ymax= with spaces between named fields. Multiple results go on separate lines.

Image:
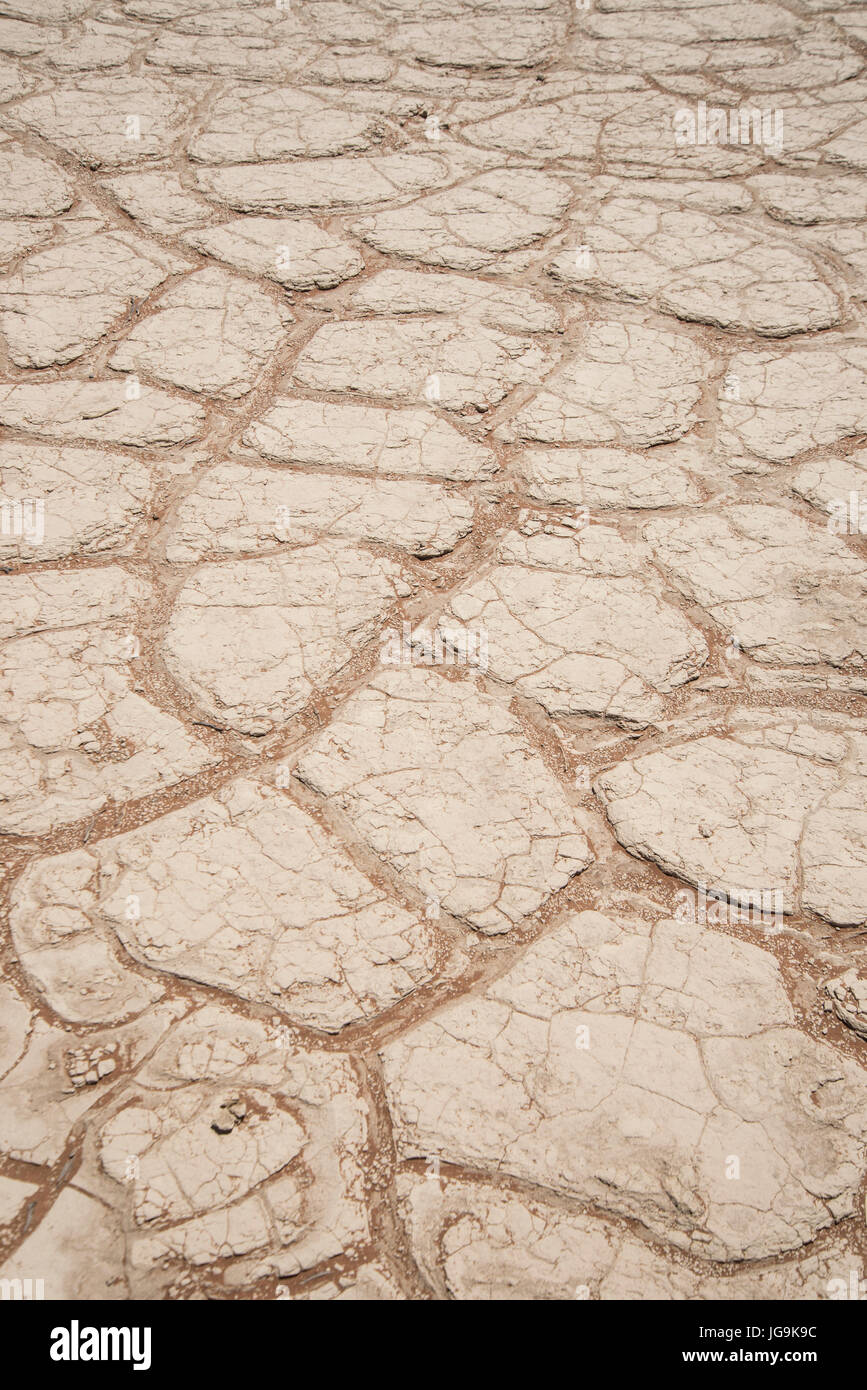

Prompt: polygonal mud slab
xmin=291 ymin=317 xmax=552 ymax=414
xmin=719 ymin=342 xmax=867 ymax=461
xmin=188 ymin=85 xmax=385 ymax=164
xmin=182 ymin=217 xmax=364 ymax=291
xmin=196 ymin=152 xmax=460 ymax=214
xmin=461 ymin=89 xmax=640 ymax=162
xmin=162 ymin=541 xmax=411 ymax=734
xmin=102 ymin=167 xmax=213 ymax=235
xmin=644 ymin=504 xmax=867 ymax=668
xmin=241 ymin=398 xmax=497 ymax=481
xmin=0 ymin=442 xmax=152 ymax=562
xmin=498 ymin=321 xmax=710 ymax=447
xmin=0 ymin=1189 xmax=129 ymax=1299
xmin=400 ymin=1172 xmax=867 ymax=1300
xmin=382 ymin=910 xmax=867 ymax=1261
xmin=0 ymin=996 xmax=180 ymax=1166
xmin=384 ymin=12 xmax=566 ymax=68
xmin=435 ymin=526 xmax=708 ymax=727
xmin=36 ymin=21 xmax=138 ymax=73
xmin=6 ymin=74 xmax=197 ymax=168
xmin=110 ymin=267 xmax=293 ymax=399
xmin=0 ymin=220 xmax=54 ymax=269
xmin=0 ymin=231 xmax=188 ymax=367
xmin=100 ymin=1084 xmax=306 ymax=1224
xmin=549 ymin=197 xmax=842 ymax=336
xmin=791 ymin=449 xmax=867 ymax=527
xmin=750 ymin=172 xmax=867 ymax=225
xmin=297 ymin=666 xmax=593 ymax=934
xmin=581 ymin=3 xmax=802 ymax=45
xmin=0 ymin=143 xmax=73 ymax=218
xmin=710 ymin=32 xmax=863 ymax=92
xmin=144 ymin=26 xmax=319 ymax=81
xmin=164 ymin=463 xmax=475 ymax=561
xmin=9 ymin=848 xmax=165 ymax=1025
xmin=351 ymin=268 xmax=560 ymax=334
xmin=0 ymin=568 xmax=215 ymax=835
xmin=11 ymin=778 xmax=443 ymax=1032
xmin=517 ymin=442 xmax=705 ymax=509
xmin=0 ymin=379 xmax=205 ymax=446
xmin=90 ymin=1006 xmax=372 ymax=1284
xmin=598 ymin=93 xmax=764 ymax=179
xmin=352 ymin=169 xmax=571 ymax=271
xmin=595 ymin=710 xmax=867 ymax=926
xmin=825 ymin=969 xmax=867 ymax=1041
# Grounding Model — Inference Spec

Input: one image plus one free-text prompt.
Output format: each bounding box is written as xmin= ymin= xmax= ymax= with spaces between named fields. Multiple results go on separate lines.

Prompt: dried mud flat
xmin=0 ymin=0 xmax=867 ymax=1304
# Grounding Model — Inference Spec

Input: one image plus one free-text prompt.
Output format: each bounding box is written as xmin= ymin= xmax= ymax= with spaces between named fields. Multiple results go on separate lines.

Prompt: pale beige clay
xmin=1 ymin=0 xmax=866 ymax=1306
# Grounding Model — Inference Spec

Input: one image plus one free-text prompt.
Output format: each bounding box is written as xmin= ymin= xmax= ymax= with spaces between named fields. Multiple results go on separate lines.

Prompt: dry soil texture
xmin=1 ymin=0 xmax=867 ymax=1304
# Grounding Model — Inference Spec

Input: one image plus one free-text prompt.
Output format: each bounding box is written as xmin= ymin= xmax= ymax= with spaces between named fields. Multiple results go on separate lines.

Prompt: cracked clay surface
xmin=0 ymin=0 xmax=867 ymax=1304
